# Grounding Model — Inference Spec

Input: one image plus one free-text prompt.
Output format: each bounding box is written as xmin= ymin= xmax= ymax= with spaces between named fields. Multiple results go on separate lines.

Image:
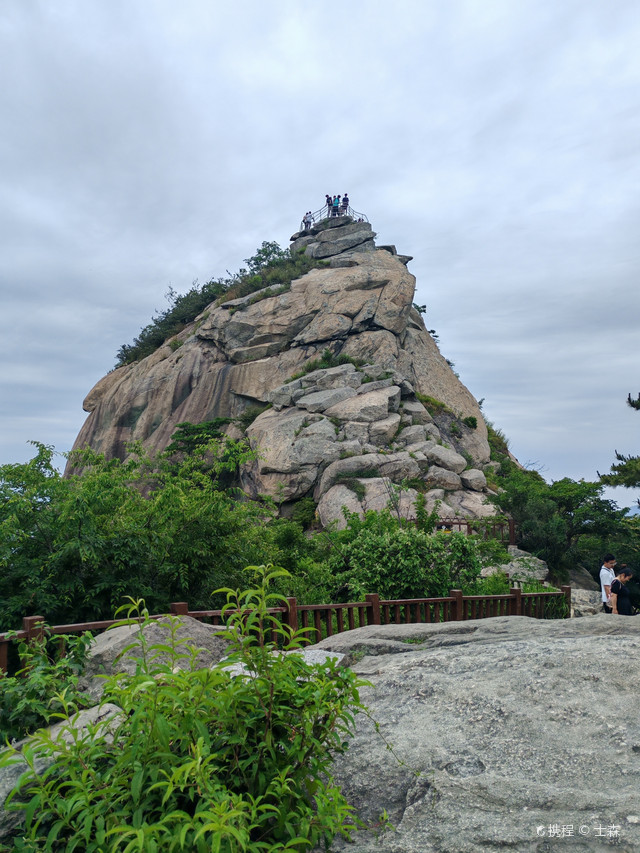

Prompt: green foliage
xmin=165 ymin=420 xmax=233 ymax=456
xmin=236 ymin=405 xmax=271 ymax=431
xmin=116 ymin=279 xmax=229 ymax=366
xmin=486 ymin=422 xmax=510 ymax=462
xmin=415 ymin=393 xmax=448 ymax=416
xmin=289 ymin=348 xmax=365 ymax=382
xmin=491 ymin=464 xmax=629 ymax=577
xmin=599 ymin=451 xmax=640 ymax=490
xmin=0 ymin=628 xmax=92 ymax=742
xmin=289 ymin=497 xmax=317 ymax=529
xmin=325 ymin=511 xmax=508 ymax=601
xmin=115 ymin=243 xmax=327 ymax=367
xmin=462 ymin=416 xmax=477 ymax=430
xmin=0 ymin=442 xmax=277 ymax=630
xmin=218 ymin=243 xmax=328 ymax=305
xmin=599 ymin=390 xmax=640 ymax=506
xmin=2 ymin=575 xmax=365 ymax=851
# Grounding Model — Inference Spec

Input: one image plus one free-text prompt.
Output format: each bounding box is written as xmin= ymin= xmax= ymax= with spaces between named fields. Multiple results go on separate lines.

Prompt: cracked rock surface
xmin=314 ymin=616 xmax=640 ymax=853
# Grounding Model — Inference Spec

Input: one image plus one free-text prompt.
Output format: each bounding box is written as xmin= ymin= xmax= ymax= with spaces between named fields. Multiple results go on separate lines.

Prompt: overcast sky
xmin=1 ymin=0 xmax=639 ymax=506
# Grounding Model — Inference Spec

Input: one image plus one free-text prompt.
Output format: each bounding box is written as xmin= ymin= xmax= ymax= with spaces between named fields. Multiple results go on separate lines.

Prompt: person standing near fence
xmin=326 ymin=194 xmax=332 ymax=218
xmin=341 ymin=193 xmax=349 ymax=215
xmin=600 ymin=554 xmax=617 ymax=613
xmin=610 ymin=567 xmax=634 ymax=615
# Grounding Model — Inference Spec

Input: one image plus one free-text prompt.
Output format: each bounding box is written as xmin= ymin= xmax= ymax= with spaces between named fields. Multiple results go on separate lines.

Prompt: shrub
xmin=325 ymin=512 xmax=505 ymax=601
xmin=289 ymin=349 xmax=365 ymax=382
xmin=1 ymin=571 xmax=366 ymax=852
xmin=462 ymin=416 xmax=477 ymax=430
xmin=0 ymin=628 xmax=93 ymax=742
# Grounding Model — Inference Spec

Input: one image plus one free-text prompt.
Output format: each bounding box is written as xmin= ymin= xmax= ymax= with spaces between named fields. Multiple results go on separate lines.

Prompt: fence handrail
xmin=0 ymin=585 xmax=571 ymax=673
xmin=299 ymin=205 xmax=369 ymax=232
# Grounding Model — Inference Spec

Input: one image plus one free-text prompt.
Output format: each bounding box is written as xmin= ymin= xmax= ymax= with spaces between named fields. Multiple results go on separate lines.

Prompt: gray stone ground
xmin=314 ymin=615 xmax=640 ymax=852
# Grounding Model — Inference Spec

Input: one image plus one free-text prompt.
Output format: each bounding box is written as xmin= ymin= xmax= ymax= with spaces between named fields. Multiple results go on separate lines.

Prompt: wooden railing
xmin=0 ymin=586 xmax=570 ymax=673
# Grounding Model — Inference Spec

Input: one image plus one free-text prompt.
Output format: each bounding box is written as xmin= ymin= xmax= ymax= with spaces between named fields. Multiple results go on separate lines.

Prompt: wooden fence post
xmin=450 ymin=590 xmax=464 ymax=621
xmin=561 ymin=586 xmax=572 ymax=618
xmin=510 ymin=587 xmax=522 ymax=616
xmin=23 ymin=616 xmax=45 ymax=642
xmin=0 ymin=640 xmax=7 ymax=675
xmin=285 ymin=598 xmax=298 ymax=633
xmin=365 ymin=593 xmax=381 ymax=626
xmin=169 ymin=602 xmax=189 ymax=616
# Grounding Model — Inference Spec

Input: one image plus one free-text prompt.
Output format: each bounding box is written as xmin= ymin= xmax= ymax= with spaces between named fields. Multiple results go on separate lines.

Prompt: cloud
xmin=1 ymin=0 xmax=639 ymax=509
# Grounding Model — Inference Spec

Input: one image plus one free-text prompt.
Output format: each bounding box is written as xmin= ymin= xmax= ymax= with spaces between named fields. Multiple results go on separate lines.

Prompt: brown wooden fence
xmin=0 ymin=585 xmax=570 ymax=673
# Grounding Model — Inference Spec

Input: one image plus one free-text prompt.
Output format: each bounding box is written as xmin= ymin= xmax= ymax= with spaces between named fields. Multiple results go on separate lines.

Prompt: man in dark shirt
xmin=611 ymin=568 xmax=634 ymax=615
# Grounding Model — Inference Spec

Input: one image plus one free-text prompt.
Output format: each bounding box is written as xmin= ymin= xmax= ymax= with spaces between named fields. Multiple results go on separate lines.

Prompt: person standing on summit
xmin=326 ymin=194 xmax=332 ymax=218
xmin=341 ymin=193 xmax=349 ymax=214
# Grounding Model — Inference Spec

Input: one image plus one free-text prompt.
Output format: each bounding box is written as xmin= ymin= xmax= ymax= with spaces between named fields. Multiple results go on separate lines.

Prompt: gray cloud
xmin=1 ymin=0 xmax=639 ymax=507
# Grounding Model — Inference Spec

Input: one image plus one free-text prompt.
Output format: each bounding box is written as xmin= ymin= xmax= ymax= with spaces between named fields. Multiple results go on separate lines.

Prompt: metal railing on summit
xmin=299 ymin=205 xmax=369 ymax=232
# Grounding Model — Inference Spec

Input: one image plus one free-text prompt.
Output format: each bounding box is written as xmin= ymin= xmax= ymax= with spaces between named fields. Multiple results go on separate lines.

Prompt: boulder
xmin=424 ymin=466 xmax=462 ymax=491
xmin=369 ymin=413 xmax=402 ymax=446
xmin=315 ymin=453 xmax=421 ymax=500
xmin=297 ymin=387 xmax=357 ymax=413
xmin=324 ymin=387 xmax=401 ymax=422
xmin=444 ymin=489 xmax=497 ymax=519
xmin=568 ymin=565 xmax=601 ymax=591
xmin=313 ymin=616 xmax=640 ymax=852
xmin=80 ymin=616 xmax=230 ymax=701
xmin=401 ymin=399 xmax=433 ymax=425
xmin=317 ymin=478 xmax=420 ymax=528
xmin=459 ymin=468 xmax=487 ymax=491
xmin=571 ymin=589 xmax=604 ymax=617
xmin=422 ymin=444 xmax=467 ymax=474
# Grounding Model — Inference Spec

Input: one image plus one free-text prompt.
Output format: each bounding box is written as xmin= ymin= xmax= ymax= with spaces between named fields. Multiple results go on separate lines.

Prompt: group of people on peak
xmin=600 ymin=554 xmax=635 ymax=615
xmin=301 ymin=193 xmax=359 ymax=231
xmin=326 ymin=193 xmax=349 ymax=217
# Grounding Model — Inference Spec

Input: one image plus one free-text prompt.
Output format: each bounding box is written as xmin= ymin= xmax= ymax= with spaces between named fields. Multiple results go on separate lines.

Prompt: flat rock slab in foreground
xmin=314 ymin=616 xmax=640 ymax=852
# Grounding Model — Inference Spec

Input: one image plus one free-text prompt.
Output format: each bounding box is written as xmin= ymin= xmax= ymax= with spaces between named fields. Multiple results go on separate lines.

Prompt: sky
xmin=1 ymin=0 xmax=639 ymax=507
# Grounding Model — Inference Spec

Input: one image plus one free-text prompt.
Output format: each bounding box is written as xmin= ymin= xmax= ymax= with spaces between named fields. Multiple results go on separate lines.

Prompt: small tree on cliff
xmin=599 ymin=392 xmax=640 ymax=504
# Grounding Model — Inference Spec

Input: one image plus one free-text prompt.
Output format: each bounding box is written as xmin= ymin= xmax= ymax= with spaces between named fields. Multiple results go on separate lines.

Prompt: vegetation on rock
xmin=0 ymin=629 xmax=92 ymax=741
xmin=115 ymin=242 xmax=327 ymax=367
xmin=1 ymin=571 xmax=365 ymax=852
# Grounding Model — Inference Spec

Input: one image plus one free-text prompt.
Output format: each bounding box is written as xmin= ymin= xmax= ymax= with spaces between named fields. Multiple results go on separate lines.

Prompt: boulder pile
xmin=68 ymin=215 xmax=497 ymax=523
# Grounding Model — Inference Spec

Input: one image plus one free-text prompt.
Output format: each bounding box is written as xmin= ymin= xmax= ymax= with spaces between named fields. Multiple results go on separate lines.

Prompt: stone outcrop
xmin=68 ymin=216 xmax=496 ymax=523
xmin=314 ymin=616 xmax=640 ymax=853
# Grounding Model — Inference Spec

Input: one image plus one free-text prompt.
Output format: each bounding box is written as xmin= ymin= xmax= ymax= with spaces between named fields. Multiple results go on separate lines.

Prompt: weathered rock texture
xmin=68 ymin=217 xmax=495 ymax=523
xmin=315 ymin=616 xmax=640 ymax=853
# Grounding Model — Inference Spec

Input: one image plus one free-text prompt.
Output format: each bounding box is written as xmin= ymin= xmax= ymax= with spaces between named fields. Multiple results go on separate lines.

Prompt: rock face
xmin=314 ymin=616 xmax=640 ymax=853
xmin=68 ymin=216 xmax=495 ymax=524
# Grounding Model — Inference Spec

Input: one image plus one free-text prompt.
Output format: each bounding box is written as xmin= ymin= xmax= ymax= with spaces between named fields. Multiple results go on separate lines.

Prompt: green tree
xmin=0 ymin=441 xmax=275 ymax=630
xmin=599 ymin=393 xmax=640 ymax=496
xmin=492 ymin=464 xmax=628 ymax=577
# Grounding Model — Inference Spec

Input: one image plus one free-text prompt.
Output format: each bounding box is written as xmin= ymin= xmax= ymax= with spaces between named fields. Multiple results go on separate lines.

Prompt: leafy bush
xmin=325 ymin=510 xmax=507 ymax=601
xmin=462 ymin=416 xmax=477 ymax=429
xmin=2 ymin=570 xmax=365 ymax=852
xmin=0 ymin=442 xmax=277 ymax=630
xmin=0 ymin=628 xmax=92 ymax=742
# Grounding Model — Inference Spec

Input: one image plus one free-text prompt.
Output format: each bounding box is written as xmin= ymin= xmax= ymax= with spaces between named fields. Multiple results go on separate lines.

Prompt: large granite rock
xmin=67 ymin=216 xmax=494 ymax=524
xmin=314 ymin=616 xmax=640 ymax=853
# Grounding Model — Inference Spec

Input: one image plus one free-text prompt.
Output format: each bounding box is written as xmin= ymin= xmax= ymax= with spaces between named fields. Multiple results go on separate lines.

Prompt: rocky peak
xmin=68 ymin=217 xmax=495 ymax=525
